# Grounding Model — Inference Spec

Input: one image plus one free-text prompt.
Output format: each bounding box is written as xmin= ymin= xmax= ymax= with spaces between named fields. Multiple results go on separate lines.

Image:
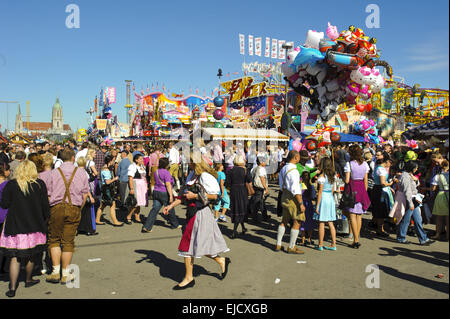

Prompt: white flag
xmin=239 ymin=34 xmax=245 ymax=55
xmin=255 ymin=37 xmax=262 ymax=56
xmin=278 ymin=40 xmax=286 ymax=59
xmin=265 ymin=37 xmax=270 ymax=57
xmin=248 ymin=35 xmax=254 ymax=56
xmin=271 ymin=38 xmax=278 ymax=59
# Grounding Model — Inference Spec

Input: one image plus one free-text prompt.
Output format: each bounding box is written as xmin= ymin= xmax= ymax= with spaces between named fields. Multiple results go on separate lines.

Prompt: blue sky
xmin=0 ymin=0 xmax=448 ymax=132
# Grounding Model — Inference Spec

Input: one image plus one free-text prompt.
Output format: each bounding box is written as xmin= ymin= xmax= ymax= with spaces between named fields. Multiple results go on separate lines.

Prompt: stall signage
xmin=221 ymin=76 xmax=269 ymax=103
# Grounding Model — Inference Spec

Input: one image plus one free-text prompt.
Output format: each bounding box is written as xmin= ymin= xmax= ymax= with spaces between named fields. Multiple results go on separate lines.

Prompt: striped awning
xmin=200 ymin=128 xmax=289 ymax=141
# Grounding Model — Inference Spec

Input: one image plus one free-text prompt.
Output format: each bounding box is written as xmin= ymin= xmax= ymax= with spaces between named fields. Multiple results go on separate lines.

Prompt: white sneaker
xmin=219 ymin=215 xmax=227 ymax=222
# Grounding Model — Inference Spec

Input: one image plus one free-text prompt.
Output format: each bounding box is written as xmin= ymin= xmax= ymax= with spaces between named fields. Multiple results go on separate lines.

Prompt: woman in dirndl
xmin=370 ymin=152 xmax=395 ymax=237
xmin=342 ymin=145 xmax=371 ymax=248
xmin=431 ymin=159 xmax=449 ymax=241
xmin=163 ymin=157 xmax=230 ymax=290
xmin=126 ymin=153 xmax=148 ymax=224
xmin=0 ymin=160 xmax=50 ymax=297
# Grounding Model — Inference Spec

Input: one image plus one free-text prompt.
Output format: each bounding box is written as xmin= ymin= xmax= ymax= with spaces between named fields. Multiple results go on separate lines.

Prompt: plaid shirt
xmin=94 ymin=150 xmax=105 ymax=174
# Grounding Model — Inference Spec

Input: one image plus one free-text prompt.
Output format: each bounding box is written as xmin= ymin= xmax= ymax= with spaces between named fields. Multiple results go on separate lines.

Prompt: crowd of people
xmin=0 ymin=136 xmax=448 ymax=295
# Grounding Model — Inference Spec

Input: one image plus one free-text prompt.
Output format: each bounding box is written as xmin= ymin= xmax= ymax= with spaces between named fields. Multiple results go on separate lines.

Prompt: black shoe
xmin=86 ymin=232 xmax=99 ymax=236
xmin=141 ymin=227 xmax=152 ymax=233
xmin=124 ymin=219 xmax=132 ymax=225
xmin=172 ymin=280 xmax=195 ymax=290
xmin=5 ymin=283 xmax=17 ymax=297
xmin=25 ymin=279 xmax=40 ymax=288
xmin=220 ymin=258 xmax=231 ymax=281
xmin=351 ymin=242 xmax=361 ymax=249
xmin=242 ymin=228 xmax=247 ymax=235
xmin=112 ymin=223 xmax=124 ymax=227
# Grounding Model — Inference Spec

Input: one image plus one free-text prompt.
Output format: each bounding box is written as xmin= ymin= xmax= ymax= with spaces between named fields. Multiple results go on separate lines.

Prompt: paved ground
xmin=0 ymin=183 xmax=448 ymax=299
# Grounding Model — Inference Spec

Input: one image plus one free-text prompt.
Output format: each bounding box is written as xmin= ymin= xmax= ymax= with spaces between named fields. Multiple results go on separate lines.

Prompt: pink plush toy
xmin=361 ymin=120 xmax=370 ymax=130
xmin=326 ymin=22 xmax=339 ymax=40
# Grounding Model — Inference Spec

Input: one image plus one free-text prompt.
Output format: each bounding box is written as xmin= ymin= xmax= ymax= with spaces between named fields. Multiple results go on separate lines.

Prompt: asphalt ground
xmin=0 ymin=183 xmax=448 ymax=300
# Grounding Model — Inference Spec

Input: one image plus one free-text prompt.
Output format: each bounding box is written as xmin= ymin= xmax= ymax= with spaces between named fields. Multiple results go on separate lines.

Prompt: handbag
xmin=339 ymin=162 xmax=356 ymax=210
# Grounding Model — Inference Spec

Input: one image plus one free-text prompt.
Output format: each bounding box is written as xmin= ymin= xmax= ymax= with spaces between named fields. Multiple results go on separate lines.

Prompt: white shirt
xmin=186 ymin=171 xmax=220 ymax=195
xmin=74 ymin=148 xmax=88 ymax=167
xmin=225 ymin=153 xmax=235 ymax=166
xmin=169 ymin=147 xmax=180 ymax=165
xmin=305 ymin=159 xmax=315 ymax=169
xmin=247 ymin=151 xmax=257 ymax=164
xmin=376 ymin=166 xmax=388 ymax=177
xmin=279 ymin=163 xmax=302 ymax=195
xmin=251 ymin=165 xmax=267 ymax=188
xmin=277 ymin=149 xmax=285 ymax=162
xmin=251 ymin=165 xmax=267 ymax=178
xmin=128 ymin=163 xmax=146 ymax=177
xmin=54 ymin=158 xmax=63 ymax=169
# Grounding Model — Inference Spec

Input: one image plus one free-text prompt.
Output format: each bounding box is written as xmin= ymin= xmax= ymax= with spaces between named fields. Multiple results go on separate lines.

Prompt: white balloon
xmin=305 ymin=30 xmax=324 ymax=49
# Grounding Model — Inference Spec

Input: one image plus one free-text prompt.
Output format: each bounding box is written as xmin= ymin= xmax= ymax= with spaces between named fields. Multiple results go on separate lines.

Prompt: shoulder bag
xmin=339 ymin=162 xmax=356 ymax=210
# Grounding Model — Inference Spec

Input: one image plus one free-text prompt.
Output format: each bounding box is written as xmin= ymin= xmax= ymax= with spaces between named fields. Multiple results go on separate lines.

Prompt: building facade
xmin=15 ymin=97 xmax=72 ymax=136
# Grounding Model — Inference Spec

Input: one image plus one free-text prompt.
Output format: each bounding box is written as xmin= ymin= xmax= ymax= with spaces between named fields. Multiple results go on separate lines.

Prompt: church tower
xmin=51 ymin=97 xmax=64 ymax=132
xmin=15 ymin=104 xmax=23 ymax=133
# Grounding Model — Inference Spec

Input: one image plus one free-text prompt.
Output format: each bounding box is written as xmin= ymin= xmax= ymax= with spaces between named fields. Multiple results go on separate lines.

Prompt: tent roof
xmin=200 ymin=128 xmax=289 ymax=141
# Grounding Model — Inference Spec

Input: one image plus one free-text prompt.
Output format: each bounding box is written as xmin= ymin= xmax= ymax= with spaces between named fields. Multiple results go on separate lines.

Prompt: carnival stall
xmin=200 ymin=127 xmax=289 ymax=142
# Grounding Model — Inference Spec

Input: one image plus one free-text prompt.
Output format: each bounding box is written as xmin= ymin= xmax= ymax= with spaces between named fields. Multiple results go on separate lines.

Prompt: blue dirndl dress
xmin=313 ymin=176 xmax=336 ymax=222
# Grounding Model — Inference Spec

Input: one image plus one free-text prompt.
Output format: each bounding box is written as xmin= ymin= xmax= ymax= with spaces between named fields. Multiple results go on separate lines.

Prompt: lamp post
xmin=217 ymin=68 xmax=222 ymax=96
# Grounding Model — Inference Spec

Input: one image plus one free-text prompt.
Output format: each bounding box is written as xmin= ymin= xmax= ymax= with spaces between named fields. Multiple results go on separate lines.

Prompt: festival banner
xmin=255 ymin=37 xmax=262 ymax=56
xmin=106 ymin=87 xmax=116 ymax=104
xmin=278 ymin=40 xmax=286 ymax=59
xmin=265 ymin=37 xmax=270 ymax=57
xmin=248 ymin=35 xmax=254 ymax=56
xmin=220 ymin=76 xmax=269 ymax=103
xmin=239 ymin=34 xmax=245 ymax=55
xmin=95 ymin=119 xmax=107 ymax=130
xmin=271 ymin=39 xmax=278 ymax=59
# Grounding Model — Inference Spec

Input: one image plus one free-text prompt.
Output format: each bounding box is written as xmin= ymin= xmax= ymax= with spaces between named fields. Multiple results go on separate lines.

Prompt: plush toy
xmin=304 ymin=30 xmax=325 ymax=49
xmin=293 ymin=45 xmax=326 ymax=66
xmin=326 ymin=22 xmax=339 ymax=40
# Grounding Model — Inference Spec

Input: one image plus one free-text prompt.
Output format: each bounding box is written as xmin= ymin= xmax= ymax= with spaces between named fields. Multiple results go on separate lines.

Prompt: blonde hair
xmin=431 ymin=153 xmax=443 ymax=160
xmin=192 ymin=156 xmax=218 ymax=178
xmin=77 ymin=156 xmax=87 ymax=168
xmin=87 ymin=148 xmax=96 ymax=161
xmin=15 ymin=160 xmax=39 ymax=195
xmin=363 ymin=152 xmax=373 ymax=161
xmin=234 ymin=155 xmax=246 ymax=166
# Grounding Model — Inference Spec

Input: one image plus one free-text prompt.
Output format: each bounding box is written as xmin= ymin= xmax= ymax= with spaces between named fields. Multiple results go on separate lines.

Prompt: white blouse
xmin=186 ymin=171 xmax=220 ymax=195
xmin=128 ymin=163 xmax=146 ymax=177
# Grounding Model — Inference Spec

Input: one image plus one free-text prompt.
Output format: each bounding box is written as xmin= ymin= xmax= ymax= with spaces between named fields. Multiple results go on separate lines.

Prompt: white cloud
xmin=404 ymin=60 xmax=449 ymax=72
xmin=403 ymin=35 xmax=449 ymax=73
